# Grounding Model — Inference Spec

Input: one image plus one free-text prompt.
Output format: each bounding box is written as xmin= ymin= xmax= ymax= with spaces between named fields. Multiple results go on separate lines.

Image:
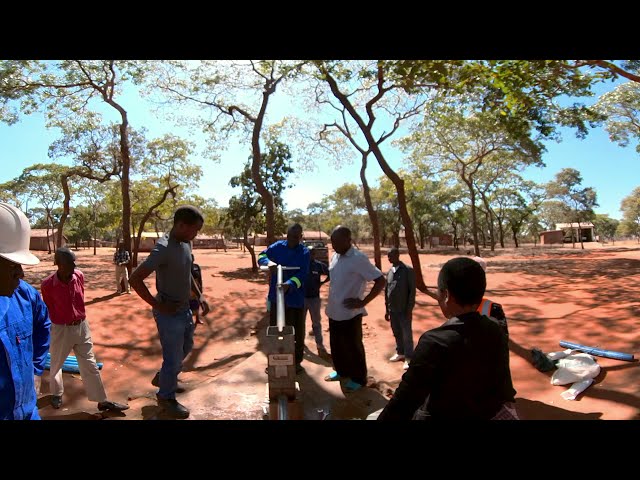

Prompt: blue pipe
xmin=559 ymin=341 xmax=635 ymax=362
xmin=44 ymin=353 xmax=104 ymax=371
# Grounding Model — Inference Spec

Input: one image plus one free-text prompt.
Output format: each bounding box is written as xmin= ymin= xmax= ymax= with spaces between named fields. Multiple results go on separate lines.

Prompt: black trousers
xmin=269 ymin=306 xmax=305 ymax=365
xmin=329 ymin=315 xmax=367 ymax=386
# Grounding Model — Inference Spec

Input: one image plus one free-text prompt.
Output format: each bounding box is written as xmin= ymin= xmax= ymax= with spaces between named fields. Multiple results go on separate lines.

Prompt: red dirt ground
xmin=24 ymin=241 xmax=640 ymax=420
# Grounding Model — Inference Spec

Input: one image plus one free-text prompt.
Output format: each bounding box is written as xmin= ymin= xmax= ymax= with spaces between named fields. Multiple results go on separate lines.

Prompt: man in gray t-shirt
xmin=130 ymin=205 xmax=209 ymax=419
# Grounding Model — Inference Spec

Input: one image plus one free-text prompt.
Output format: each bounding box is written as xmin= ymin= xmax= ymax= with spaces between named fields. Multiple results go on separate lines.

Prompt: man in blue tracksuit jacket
xmin=0 ymin=202 xmax=51 ymax=420
xmin=258 ymin=223 xmax=309 ymax=373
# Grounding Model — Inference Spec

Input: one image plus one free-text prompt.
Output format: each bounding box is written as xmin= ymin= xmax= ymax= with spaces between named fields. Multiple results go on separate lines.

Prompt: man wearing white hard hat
xmin=0 ymin=202 xmax=51 ymax=420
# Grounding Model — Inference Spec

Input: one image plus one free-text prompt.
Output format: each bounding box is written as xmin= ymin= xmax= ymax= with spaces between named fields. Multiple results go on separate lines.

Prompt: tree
xmin=546 ymin=168 xmax=598 ymax=249
xmin=0 ymin=60 xmax=150 ymax=259
xmin=402 ymin=95 xmax=543 ymax=256
xmin=314 ymin=60 xmax=436 ymax=290
xmin=619 ymin=186 xmax=640 ymax=241
xmin=128 ymin=134 xmax=201 ymax=266
xmin=150 ymin=60 xmax=306 ymax=245
xmin=594 ymin=81 xmax=640 ymax=155
xmin=592 ymin=214 xmax=620 ymax=245
xmin=2 ymin=164 xmax=65 ymax=253
xmin=48 ymin=117 xmax=125 ymax=248
xmin=225 ymin=139 xmax=294 ymax=271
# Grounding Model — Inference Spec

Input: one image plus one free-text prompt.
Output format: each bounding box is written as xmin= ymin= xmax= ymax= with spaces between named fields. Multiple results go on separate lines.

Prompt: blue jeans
xmin=304 ymin=297 xmax=324 ymax=350
xmin=390 ymin=311 xmax=414 ymax=359
xmin=153 ymin=308 xmax=194 ymax=400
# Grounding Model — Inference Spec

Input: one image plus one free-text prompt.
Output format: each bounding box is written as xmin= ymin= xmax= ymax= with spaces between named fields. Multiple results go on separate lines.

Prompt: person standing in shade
xmin=303 ymin=246 xmax=331 ymax=361
xmin=385 ymin=247 xmax=416 ymax=371
xmin=258 ymin=223 xmax=310 ymax=373
xmin=0 ymin=202 xmax=51 ymax=420
xmin=129 ymin=205 xmax=209 ymax=419
xmin=113 ymin=242 xmax=131 ymax=294
xmin=324 ymin=226 xmax=385 ymax=393
xmin=42 ymin=247 xmax=129 ymax=413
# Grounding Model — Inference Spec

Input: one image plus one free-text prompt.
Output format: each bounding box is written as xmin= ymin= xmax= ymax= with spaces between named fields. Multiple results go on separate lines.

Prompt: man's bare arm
xmin=129 ymin=264 xmax=177 ymax=313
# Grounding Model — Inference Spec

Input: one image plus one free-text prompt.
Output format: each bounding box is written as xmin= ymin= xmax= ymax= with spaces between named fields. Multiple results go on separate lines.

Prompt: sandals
xmin=324 ymin=371 xmax=341 ymax=382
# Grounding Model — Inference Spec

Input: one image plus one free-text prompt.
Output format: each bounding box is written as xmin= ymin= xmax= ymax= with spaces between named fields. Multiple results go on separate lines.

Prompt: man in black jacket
xmin=378 ymin=257 xmax=517 ymax=420
xmin=384 ymin=248 xmax=416 ymax=371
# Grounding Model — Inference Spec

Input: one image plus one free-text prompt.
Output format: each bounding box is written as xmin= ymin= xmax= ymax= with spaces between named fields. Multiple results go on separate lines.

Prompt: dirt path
xmin=25 ymin=243 xmax=640 ymax=420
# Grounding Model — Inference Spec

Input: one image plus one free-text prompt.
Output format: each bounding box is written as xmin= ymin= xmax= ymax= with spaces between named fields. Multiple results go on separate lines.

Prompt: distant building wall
xmin=29 ymin=229 xmax=67 ymax=251
xmin=540 ymin=230 xmax=564 ymax=245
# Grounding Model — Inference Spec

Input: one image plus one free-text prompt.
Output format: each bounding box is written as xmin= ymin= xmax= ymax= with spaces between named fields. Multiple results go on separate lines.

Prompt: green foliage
xmin=225 ymin=140 xmax=294 ymax=237
xmin=386 ymin=60 xmax=602 ymax=140
xmin=594 ymin=81 xmax=640 ymax=155
xmin=592 ymin=213 xmax=620 ymax=242
xmin=546 ymin=168 xmax=599 ymax=224
xmin=619 ymin=186 xmax=640 ymax=238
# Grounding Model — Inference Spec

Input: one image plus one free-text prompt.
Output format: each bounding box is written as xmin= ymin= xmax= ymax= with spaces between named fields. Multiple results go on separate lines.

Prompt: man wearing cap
xmin=41 ymin=247 xmax=129 ymax=413
xmin=0 ymin=203 xmax=51 ymax=420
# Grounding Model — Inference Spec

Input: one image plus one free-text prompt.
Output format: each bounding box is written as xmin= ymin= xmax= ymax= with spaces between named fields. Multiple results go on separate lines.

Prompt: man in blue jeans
xmin=130 ymin=205 xmax=209 ymax=419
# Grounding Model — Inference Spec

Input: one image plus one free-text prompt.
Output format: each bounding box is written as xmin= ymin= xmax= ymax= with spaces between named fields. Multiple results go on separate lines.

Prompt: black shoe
xmin=151 ymin=372 xmax=186 ymax=393
xmin=157 ymin=397 xmax=190 ymax=419
xmin=51 ymin=395 xmax=62 ymax=409
xmin=97 ymin=400 xmax=130 ymax=412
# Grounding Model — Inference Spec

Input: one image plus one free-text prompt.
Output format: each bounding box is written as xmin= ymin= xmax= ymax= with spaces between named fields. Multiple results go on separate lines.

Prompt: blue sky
xmin=0 ymin=75 xmax=638 ymax=219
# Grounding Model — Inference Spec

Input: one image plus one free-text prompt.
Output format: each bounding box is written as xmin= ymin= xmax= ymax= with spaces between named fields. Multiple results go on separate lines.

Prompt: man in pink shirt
xmin=41 ymin=247 xmax=128 ymax=413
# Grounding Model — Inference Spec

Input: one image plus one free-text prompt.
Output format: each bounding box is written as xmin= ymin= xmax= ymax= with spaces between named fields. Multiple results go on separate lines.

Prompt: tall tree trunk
xmin=320 ymin=67 xmax=429 ymax=292
xmin=578 ymin=223 xmax=584 ymax=250
xmin=498 ymin=218 xmax=505 ymax=248
xmin=243 ymin=232 xmax=257 ymax=272
xmin=392 ymin=231 xmax=400 ymax=248
xmin=360 ymin=152 xmax=381 ymax=269
xmin=465 ymin=181 xmax=481 ymax=257
xmin=250 ymin=91 xmax=276 ymax=245
xmin=46 ymin=221 xmax=51 ymax=254
xmin=512 ymin=227 xmax=519 ymax=248
xmin=479 ymin=193 xmax=495 ymax=251
xmin=58 ymin=174 xmax=71 ymax=249
xmin=452 ymin=223 xmax=459 ymax=250
xmin=132 ymin=186 xmax=178 ymax=267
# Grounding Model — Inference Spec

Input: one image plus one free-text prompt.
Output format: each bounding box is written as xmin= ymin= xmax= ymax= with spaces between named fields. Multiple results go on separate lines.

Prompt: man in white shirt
xmin=324 ymin=226 xmax=385 ymax=393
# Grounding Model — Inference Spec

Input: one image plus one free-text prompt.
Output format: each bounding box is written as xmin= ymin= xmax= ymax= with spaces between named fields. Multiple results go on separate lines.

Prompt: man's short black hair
xmin=288 ymin=223 xmax=303 ymax=233
xmin=331 ymin=226 xmax=351 ymax=239
xmin=388 ymin=247 xmax=400 ymax=256
xmin=437 ymin=257 xmax=486 ymax=306
xmin=54 ymin=246 xmax=76 ymax=265
xmin=174 ymin=205 xmax=204 ymax=225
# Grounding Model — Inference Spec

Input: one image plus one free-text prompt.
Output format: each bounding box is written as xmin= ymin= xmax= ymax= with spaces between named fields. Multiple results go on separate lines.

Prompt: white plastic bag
xmin=551 ymin=353 xmax=600 ymax=386
xmin=561 ymin=378 xmax=594 ymax=401
xmin=546 ymin=348 xmax=574 ymax=361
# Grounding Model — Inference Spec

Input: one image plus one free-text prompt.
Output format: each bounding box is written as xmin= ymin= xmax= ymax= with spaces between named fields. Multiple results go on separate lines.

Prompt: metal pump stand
xmin=262 ymin=263 xmax=300 ymax=420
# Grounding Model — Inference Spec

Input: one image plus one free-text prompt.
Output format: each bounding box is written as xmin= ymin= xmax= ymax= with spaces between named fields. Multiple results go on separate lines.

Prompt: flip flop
xmin=343 ymin=380 xmax=363 ymax=393
xmin=324 ymin=371 xmax=341 ymax=382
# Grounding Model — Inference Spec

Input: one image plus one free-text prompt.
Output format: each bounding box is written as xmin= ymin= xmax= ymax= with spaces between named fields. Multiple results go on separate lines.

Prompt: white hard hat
xmin=0 ymin=202 xmax=40 ymax=265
